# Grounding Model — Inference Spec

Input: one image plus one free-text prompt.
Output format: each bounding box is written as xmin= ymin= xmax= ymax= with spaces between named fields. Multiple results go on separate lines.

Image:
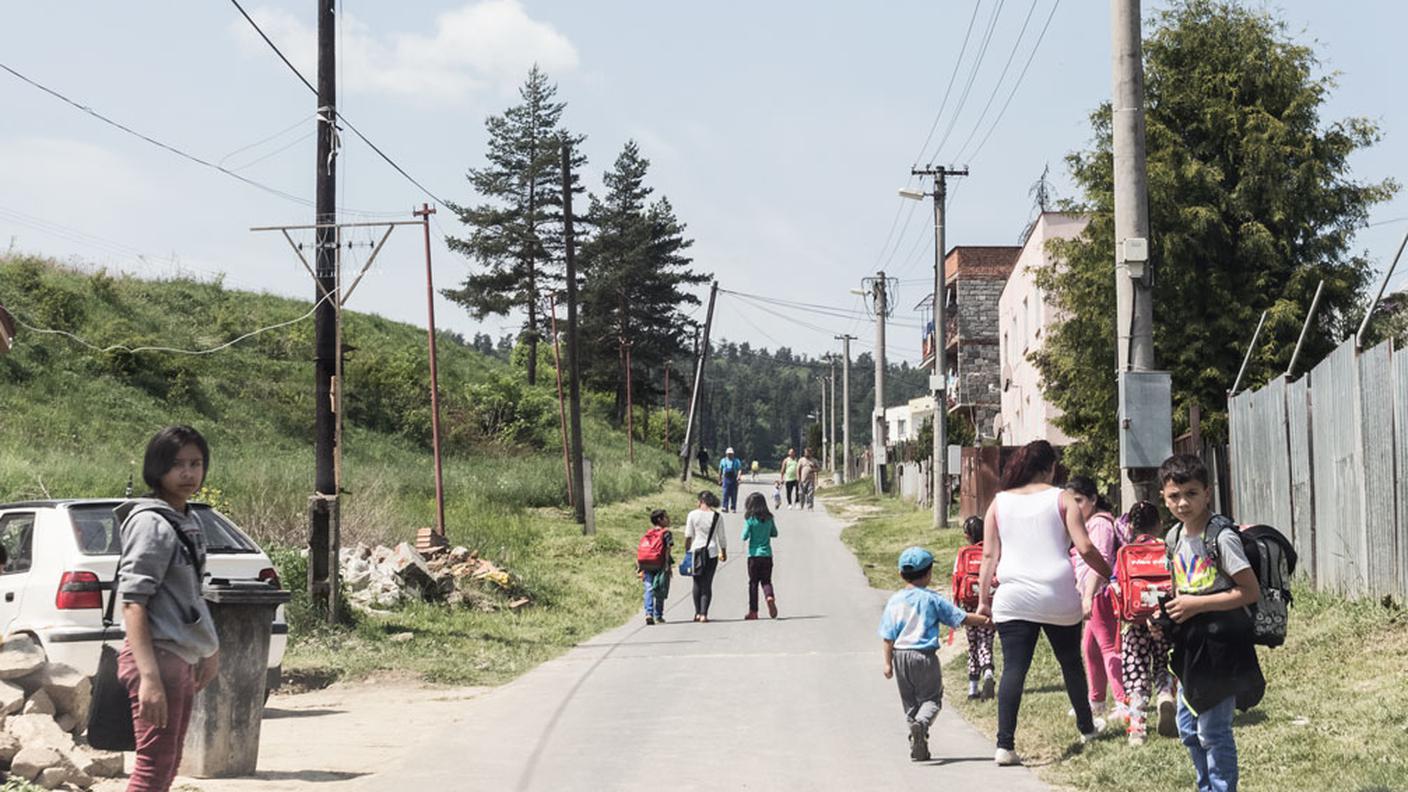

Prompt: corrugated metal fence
xmin=1229 ymin=339 xmax=1405 ymax=601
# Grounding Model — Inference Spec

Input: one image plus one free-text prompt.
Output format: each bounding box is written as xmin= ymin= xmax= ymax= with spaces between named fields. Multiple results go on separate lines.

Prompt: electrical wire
xmin=9 ymin=289 xmax=338 ymax=357
xmin=720 ymin=288 xmax=924 ymax=329
xmin=959 ymin=0 xmax=1063 ymax=165
xmin=928 ymin=0 xmax=1008 ymax=165
xmin=949 ymin=0 xmax=1041 ymax=163
xmin=913 ymin=1 xmax=983 ymax=167
xmin=217 ymin=113 xmax=317 ymax=168
xmin=229 ymin=0 xmax=450 ymax=209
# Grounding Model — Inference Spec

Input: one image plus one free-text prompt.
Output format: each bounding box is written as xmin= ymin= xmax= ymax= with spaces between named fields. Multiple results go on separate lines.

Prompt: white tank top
xmin=991 ymin=486 xmax=1082 ymax=626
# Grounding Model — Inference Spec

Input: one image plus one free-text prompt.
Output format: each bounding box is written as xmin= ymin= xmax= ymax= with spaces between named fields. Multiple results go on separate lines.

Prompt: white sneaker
xmin=1080 ymin=718 xmax=1107 ymax=744
xmin=994 ymin=748 xmax=1020 ymax=766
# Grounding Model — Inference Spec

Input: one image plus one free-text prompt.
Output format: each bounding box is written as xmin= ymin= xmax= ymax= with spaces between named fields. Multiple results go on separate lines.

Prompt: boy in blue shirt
xmin=880 ymin=546 xmax=991 ymax=761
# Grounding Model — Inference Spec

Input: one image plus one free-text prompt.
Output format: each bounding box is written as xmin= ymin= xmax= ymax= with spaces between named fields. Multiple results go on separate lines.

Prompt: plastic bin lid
xmin=202 ymin=579 xmax=292 ymax=606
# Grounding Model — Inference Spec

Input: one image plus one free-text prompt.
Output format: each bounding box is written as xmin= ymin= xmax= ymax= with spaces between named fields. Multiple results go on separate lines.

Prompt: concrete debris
xmin=0 ymin=679 xmax=26 ymax=716
xmin=0 ymin=635 xmax=47 ymax=680
xmin=339 ymin=542 xmax=525 ymax=613
xmin=23 ymin=689 xmax=55 ymax=716
xmin=0 ymin=672 xmax=123 ymax=788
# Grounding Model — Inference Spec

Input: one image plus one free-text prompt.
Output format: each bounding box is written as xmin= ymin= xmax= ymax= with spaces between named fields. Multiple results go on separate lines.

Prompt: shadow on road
xmin=262 ymin=707 xmax=344 ymax=720
xmin=244 ymin=770 xmax=371 ymax=782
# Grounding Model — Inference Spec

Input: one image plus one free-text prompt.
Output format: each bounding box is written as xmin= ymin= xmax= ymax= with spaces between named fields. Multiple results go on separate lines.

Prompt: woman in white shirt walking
xmin=685 ymin=491 xmax=728 ymax=622
xmin=977 ymin=440 xmax=1113 ymax=766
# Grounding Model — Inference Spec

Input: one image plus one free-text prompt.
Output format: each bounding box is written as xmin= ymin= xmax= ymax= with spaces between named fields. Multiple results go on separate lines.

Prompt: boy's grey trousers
xmin=894 ymin=648 xmax=943 ymax=727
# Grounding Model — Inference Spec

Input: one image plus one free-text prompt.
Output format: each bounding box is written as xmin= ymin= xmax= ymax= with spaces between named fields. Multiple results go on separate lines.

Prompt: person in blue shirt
xmin=880 ymin=546 xmax=991 ymax=762
xmin=718 ymin=447 xmax=743 ymax=512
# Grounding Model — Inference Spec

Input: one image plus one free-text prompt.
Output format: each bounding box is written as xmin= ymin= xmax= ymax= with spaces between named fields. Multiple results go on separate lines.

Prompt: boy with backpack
xmin=636 ymin=509 xmax=674 ymax=625
xmin=953 ymin=516 xmax=996 ymax=700
xmin=1158 ymin=454 xmax=1265 ymax=791
xmin=1110 ymin=500 xmax=1177 ymax=745
xmin=880 ymin=546 xmax=991 ymax=761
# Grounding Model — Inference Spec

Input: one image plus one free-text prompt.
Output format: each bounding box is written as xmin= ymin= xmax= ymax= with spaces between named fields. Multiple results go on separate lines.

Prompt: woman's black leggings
xmin=692 ymin=554 xmax=719 ymax=616
xmin=785 ymin=480 xmax=798 ymax=504
xmin=994 ymin=619 xmax=1094 ymax=750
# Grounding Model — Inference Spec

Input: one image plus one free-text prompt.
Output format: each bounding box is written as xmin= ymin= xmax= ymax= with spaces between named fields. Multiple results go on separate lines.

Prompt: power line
xmin=950 ymin=0 xmax=1041 ymax=163
xmin=928 ymin=0 xmax=1008 ymax=164
xmin=960 ymin=0 xmax=1064 ymax=165
xmin=913 ymin=1 xmax=983 ymax=166
xmin=228 ymin=0 xmax=450 ymax=209
xmin=719 ymin=288 xmax=924 ymax=329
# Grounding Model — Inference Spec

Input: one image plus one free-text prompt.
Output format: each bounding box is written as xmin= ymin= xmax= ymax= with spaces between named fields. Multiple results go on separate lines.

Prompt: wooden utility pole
xmin=415 ymin=203 xmax=447 ymax=537
xmin=562 ymin=139 xmax=587 ymax=528
xmin=550 ymin=294 xmax=573 ymax=507
xmin=835 ymin=334 xmax=855 ymax=483
xmin=623 ymin=338 xmax=635 ymax=463
xmin=828 ymin=355 xmax=836 ymax=473
xmin=663 ymin=366 xmax=670 ymax=450
xmin=868 ymin=273 xmax=888 ymax=497
xmin=681 ymin=282 xmax=719 ymax=482
xmin=310 ymin=0 xmax=338 ymax=620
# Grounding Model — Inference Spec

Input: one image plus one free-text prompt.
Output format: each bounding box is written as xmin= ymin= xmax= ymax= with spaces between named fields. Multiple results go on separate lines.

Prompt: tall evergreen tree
xmin=443 ymin=66 xmax=586 ymax=385
xmin=1034 ymin=0 xmax=1396 ymax=482
xmin=580 ymin=142 xmax=707 ymax=419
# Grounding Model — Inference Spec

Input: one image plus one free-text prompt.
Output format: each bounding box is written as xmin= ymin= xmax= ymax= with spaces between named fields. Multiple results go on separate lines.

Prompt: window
xmin=70 ymin=504 xmax=122 ymax=555
xmin=0 ymin=513 xmax=35 ymax=574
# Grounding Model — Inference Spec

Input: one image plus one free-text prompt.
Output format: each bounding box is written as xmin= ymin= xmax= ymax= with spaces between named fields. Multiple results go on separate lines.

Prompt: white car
xmin=0 ymin=499 xmax=288 ymax=691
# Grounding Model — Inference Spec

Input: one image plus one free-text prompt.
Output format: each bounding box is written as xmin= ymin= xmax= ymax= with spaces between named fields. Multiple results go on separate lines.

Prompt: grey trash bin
xmin=180 ymin=579 xmax=291 ymax=778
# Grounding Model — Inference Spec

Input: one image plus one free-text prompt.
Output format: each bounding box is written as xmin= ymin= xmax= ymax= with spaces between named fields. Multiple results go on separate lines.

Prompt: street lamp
xmin=898 ymin=187 xmax=927 ymax=201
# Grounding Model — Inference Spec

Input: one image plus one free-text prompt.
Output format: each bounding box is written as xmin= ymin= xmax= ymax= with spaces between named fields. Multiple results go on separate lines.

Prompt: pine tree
xmin=580 ymin=142 xmax=707 ymax=419
xmin=443 ymin=66 xmax=586 ymax=385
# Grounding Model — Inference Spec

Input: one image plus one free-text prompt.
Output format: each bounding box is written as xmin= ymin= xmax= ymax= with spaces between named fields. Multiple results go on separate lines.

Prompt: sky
xmin=1 ymin=1 xmax=1404 ymax=367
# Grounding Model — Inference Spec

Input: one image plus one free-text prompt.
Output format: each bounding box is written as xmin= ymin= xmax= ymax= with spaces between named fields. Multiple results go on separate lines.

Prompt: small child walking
xmin=635 ymin=509 xmax=674 ymax=625
xmin=1115 ymin=500 xmax=1178 ymax=745
xmin=958 ymin=516 xmax=996 ymax=700
xmin=772 ymin=480 xmax=783 ymax=510
xmin=740 ymin=492 xmax=779 ymax=620
xmin=880 ymin=546 xmax=991 ymax=762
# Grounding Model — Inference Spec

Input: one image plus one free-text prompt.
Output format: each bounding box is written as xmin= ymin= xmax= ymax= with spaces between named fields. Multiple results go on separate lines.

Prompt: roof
xmin=944 ymin=246 xmax=1021 ymax=280
xmin=0 ymin=499 xmax=209 ymax=510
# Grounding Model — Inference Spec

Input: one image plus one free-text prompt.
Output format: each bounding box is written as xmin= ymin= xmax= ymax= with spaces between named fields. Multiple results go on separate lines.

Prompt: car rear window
xmin=69 ymin=504 xmax=258 ymax=555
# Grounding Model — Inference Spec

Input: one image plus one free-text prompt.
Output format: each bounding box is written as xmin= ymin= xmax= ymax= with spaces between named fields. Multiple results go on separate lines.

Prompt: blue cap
xmin=898 ymin=546 xmax=934 ymax=574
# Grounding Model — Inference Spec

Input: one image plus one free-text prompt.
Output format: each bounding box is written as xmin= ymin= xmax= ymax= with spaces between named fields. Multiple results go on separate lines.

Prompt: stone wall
xmin=954 ymin=276 xmax=1006 ymax=440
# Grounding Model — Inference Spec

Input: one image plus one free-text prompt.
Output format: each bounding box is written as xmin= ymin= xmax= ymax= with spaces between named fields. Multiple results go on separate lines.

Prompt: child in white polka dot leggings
xmin=1117 ymin=502 xmax=1178 ymax=745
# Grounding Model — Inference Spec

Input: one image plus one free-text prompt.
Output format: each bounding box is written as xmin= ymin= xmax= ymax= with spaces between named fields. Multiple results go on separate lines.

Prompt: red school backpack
xmin=1112 ymin=538 xmax=1172 ymax=621
xmin=637 ymin=528 xmax=668 ymax=571
xmin=951 ymin=543 xmax=995 ymax=609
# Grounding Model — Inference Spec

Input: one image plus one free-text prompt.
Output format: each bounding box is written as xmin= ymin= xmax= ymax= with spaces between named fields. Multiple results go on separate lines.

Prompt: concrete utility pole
xmin=818 ymin=376 xmax=827 ymax=464
xmin=562 ymin=138 xmax=587 ymax=529
xmin=835 ymin=335 xmax=855 ymax=484
xmin=309 ymin=0 xmax=339 ymax=620
xmin=415 ymin=204 xmax=447 ymax=538
xmin=909 ymin=166 xmax=967 ymax=529
xmin=1112 ymin=0 xmax=1159 ymax=506
xmin=828 ymin=355 xmax=837 ymax=474
xmin=681 ymin=282 xmax=719 ymax=482
xmin=870 ymin=272 xmax=888 ymax=497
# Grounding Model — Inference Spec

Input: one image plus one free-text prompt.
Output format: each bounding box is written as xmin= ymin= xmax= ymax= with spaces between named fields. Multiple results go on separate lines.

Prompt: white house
xmin=997 ymin=212 xmax=1088 ymax=445
xmin=886 ymin=396 xmax=936 ymax=444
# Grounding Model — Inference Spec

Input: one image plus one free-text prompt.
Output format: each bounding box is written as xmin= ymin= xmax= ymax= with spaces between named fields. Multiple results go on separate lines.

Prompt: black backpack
xmin=1166 ymin=519 xmax=1297 ymax=648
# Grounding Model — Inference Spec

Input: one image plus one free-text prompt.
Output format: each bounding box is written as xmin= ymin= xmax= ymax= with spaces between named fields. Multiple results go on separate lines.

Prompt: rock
xmin=431 ymin=570 xmax=456 ymax=597
xmin=508 ymin=597 xmax=531 ymax=610
xmin=0 ymin=636 xmax=47 ymax=680
xmin=341 ymin=557 xmax=372 ymax=591
xmin=353 ymin=542 xmax=372 ymax=560
xmin=71 ymin=745 xmax=123 ymax=778
xmin=55 ymin=713 xmax=78 ymax=734
xmin=23 ymin=689 xmax=55 ymax=716
xmin=370 ymin=545 xmax=393 ymax=565
xmin=448 ymin=546 xmax=472 ymax=564
xmin=445 ymin=590 xmax=465 ymax=607
xmin=11 ymin=745 xmax=60 ymax=781
xmin=390 ymin=543 xmax=435 ymax=598
xmin=6 ymin=713 xmax=77 ymax=755
xmin=389 ymin=632 xmax=414 ymax=643
xmin=0 ymin=680 xmax=26 ymax=716
xmin=0 ymin=730 xmax=21 ymax=762
xmin=35 ymin=663 xmax=90 ymax=723
xmin=39 ymin=762 xmax=93 ymax=790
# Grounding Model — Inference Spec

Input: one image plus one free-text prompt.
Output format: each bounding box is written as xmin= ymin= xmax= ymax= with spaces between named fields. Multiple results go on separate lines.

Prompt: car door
xmin=0 ymin=511 xmax=36 ymax=634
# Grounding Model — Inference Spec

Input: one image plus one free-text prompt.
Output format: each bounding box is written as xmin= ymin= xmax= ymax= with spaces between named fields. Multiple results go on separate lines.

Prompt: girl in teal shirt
xmin=742 ymin=492 xmax=779 ymax=619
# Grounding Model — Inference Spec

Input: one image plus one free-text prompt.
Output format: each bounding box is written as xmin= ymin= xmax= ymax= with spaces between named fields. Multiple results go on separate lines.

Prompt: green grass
xmin=277 ymin=483 xmax=701 ymax=685
xmin=828 ymin=482 xmax=1408 ymax=791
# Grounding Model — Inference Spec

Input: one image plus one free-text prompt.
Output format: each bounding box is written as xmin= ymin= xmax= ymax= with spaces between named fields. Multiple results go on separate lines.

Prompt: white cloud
xmin=231 ymin=1 xmax=579 ymax=104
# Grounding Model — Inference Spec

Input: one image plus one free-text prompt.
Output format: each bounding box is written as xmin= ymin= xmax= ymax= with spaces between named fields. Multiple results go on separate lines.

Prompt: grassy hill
xmin=0 ymin=253 xmax=676 ymax=557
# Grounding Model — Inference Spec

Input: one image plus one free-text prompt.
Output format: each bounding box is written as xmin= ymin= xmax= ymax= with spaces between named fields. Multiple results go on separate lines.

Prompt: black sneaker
xmin=645 ymin=616 xmax=655 ymax=625
xmin=909 ymin=723 xmax=930 ymax=761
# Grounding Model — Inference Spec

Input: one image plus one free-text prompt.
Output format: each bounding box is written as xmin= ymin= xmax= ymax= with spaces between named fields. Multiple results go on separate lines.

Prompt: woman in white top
xmin=684 ymin=491 xmax=727 ymax=622
xmin=977 ymin=440 xmax=1113 ymax=766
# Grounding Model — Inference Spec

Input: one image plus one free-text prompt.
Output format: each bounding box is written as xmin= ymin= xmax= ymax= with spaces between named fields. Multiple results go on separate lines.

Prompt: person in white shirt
xmin=684 ymin=491 xmax=728 ymax=622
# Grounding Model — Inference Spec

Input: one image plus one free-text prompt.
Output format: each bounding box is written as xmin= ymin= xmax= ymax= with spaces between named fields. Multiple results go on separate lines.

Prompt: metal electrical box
xmin=1118 ymin=371 xmax=1172 ymax=468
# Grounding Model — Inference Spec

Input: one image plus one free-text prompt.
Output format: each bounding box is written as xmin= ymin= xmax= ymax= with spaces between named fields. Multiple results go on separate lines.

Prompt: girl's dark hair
xmin=962 ymin=516 xmax=984 ymax=544
xmin=142 ymin=425 xmax=209 ymax=495
xmin=744 ymin=492 xmax=772 ymax=523
xmin=649 ymin=509 xmax=669 ymax=527
xmin=697 ymin=490 xmax=720 ymax=509
xmin=1126 ymin=500 xmax=1161 ymax=536
xmin=999 ymin=440 xmax=1057 ymax=490
xmin=1064 ymin=475 xmax=1114 ymax=514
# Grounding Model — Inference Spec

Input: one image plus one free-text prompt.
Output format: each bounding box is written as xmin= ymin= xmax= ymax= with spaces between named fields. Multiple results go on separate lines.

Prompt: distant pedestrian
xmin=977 ymin=439 xmax=1112 ymax=766
xmin=880 ymin=546 xmax=991 ymax=762
xmin=696 ymin=447 xmax=710 ymax=477
xmin=684 ymin=490 xmax=727 ymax=622
xmin=1065 ymin=475 xmax=1125 ymax=727
xmin=740 ymin=492 xmax=779 ymax=620
xmin=773 ymin=480 xmax=783 ymax=510
xmin=117 ymin=425 xmax=221 ymax=792
xmin=797 ymin=447 xmax=819 ymax=510
xmin=635 ymin=509 xmax=675 ymax=625
xmin=780 ymin=448 xmax=800 ymax=509
xmin=750 ymin=459 xmax=760 ymax=483
xmin=719 ymin=447 xmax=743 ymax=512
xmin=956 ymin=516 xmax=996 ymax=700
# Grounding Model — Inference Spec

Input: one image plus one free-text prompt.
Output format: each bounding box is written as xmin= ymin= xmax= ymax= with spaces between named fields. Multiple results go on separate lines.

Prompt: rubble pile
xmin=339 ymin=542 xmax=528 ymax=612
xmin=0 ymin=635 xmax=124 ymax=789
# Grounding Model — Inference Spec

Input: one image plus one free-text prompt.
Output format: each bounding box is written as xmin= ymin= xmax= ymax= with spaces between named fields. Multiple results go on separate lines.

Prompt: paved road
xmin=382 ymin=480 xmax=1050 ymax=792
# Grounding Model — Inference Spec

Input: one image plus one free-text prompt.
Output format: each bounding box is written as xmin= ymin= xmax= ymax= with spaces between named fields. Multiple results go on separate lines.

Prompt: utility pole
xmin=818 ymin=376 xmax=827 ymax=462
xmin=910 ymin=166 xmax=967 ymax=529
xmin=549 ymin=294 xmax=573 ymax=507
xmin=562 ymin=138 xmax=587 ymax=528
xmin=1113 ymin=0 xmax=1158 ymax=506
xmin=663 ymin=366 xmax=670 ymax=450
xmin=623 ymin=338 xmax=635 ymax=463
xmin=309 ymin=0 xmax=338 ymax=620
xmin=415 ymin=203 xmax=447 ymax=537
xmin=828 ymin=355 xmax=837 ymax=474
xmin=867 ymin=272 xmax=889 ymax=497
xmin=681 ymin=282 xmax=719 ymax=482
xmin=835 ymin=334 xmax=854 ymax=484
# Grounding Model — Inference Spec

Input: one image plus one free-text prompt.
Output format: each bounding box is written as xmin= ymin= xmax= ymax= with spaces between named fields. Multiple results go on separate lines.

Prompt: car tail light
xmin=258 ymin=567 xmax=281 ymax=590
xmin=56 ymin=571 xmax=103 ymax=610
